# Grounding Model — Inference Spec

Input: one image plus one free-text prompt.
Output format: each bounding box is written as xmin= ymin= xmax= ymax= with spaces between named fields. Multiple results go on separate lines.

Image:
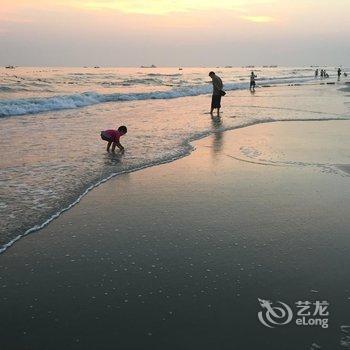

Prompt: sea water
xmin=1 ymin=66 xmax=350 ymax=252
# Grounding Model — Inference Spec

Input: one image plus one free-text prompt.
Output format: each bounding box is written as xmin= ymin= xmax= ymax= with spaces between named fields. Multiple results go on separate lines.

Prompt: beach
xmin=1 ymin=119 xmax=350 ymax=349
xmin=2 ymin=0 xmax=350 ymax=349
xmin=1 ymin=67 xmax=349 ymax=250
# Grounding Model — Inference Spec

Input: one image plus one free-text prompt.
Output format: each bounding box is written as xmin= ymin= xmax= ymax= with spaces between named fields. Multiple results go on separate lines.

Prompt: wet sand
xmin=1 ymin=120 xmax=350 ymax=350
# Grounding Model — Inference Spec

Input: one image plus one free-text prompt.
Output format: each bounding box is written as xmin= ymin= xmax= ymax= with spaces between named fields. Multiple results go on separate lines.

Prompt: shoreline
xmin=2 ymin=116 xmax=350 ymax=255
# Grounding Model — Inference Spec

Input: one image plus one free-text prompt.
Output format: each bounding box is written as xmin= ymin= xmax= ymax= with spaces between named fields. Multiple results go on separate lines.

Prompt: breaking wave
xmin=0 ymin=76 xmax=314 ymax=117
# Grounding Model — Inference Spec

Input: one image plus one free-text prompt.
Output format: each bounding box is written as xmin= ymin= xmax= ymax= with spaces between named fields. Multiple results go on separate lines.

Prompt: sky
xmin=0 ymin=0 xmax=349 ymax=66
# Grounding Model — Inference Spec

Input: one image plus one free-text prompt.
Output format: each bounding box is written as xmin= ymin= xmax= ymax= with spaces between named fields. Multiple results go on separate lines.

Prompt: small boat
xmin=5 ymin=65 xmax=15 ymax=69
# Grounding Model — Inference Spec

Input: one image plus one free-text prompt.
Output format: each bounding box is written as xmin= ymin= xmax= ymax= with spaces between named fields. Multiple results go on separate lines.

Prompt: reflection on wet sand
xmin=211 ymin=115 xmax=224 ymax=155
xmin=103 ymin=151 xmax=125 ymax=166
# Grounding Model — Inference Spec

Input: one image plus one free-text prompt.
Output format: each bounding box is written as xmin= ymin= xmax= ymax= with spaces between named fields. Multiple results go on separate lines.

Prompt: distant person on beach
xmin=344 ymin=72 xmax=348 ymax=77
xmin=209 ymin=71 xmax=224 ymax=116
xmin=250 ymin=71 xmax=257 ymax=91
xmin=320 ymin=69 xmax=324 ymax=78
xmin=315 ymin=69 xmax=319 ymax=78
xmin=100 ymin=126 xmax=127 ymax=152
xmin=338 ymin=68 xmax=342 ymax=78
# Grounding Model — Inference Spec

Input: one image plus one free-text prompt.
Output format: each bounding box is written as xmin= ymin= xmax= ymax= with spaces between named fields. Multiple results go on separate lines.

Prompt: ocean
xmin=1 ymin=66 xmax=349 ymax=253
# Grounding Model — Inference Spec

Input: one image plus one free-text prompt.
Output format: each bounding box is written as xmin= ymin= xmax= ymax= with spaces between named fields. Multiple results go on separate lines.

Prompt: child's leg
xmin=107 ymin=141 xmax=112 ymax=152
xmin=111 ymin=142 xmax=116 ymax=152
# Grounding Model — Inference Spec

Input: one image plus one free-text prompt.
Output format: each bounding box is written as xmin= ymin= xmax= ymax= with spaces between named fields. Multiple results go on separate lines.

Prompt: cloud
xmin=73 ymin=0 xmax=267 ymax=15
xmin=240 ymin=15 xmax=275 ymax=23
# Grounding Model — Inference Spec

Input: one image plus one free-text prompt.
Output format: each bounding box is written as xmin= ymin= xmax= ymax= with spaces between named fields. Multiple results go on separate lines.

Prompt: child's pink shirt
xmin=104 ymin=130 xmax=123 ymax=142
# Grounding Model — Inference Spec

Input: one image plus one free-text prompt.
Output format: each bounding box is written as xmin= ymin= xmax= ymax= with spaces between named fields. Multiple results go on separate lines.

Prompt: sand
xmin=1 ymin=120 xmax=350 ymax=350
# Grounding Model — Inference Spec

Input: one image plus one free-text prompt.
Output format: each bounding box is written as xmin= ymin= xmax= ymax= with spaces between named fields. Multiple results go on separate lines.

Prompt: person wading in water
xmin=209 ymin=71 xmax=224 ymax=116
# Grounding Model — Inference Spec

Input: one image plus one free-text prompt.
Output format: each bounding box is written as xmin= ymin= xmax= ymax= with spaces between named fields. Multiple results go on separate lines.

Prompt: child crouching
xmin=100 ymin=125 xmax=127 ymax=152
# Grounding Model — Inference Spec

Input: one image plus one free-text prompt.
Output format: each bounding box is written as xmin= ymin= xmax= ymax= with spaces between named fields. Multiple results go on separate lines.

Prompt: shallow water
xmin=1 ymin=66 xmax=350 ymax=251
xmin=0 ymin=66 xmax=335 ymax=116
xmin=226 ymin=120 xmax=350 ymax=177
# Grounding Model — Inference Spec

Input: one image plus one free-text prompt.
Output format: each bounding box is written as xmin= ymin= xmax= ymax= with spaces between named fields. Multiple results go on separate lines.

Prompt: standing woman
xmin=209 ymin=71 xmax=224 ymax=116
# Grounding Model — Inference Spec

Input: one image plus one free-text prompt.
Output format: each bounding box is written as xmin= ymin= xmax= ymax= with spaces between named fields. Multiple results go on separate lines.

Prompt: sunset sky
xmin=0 ymin=0 xmax=349 ymax=66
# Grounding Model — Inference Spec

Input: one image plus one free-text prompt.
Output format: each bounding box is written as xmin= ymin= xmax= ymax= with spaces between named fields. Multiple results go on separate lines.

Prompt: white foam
xmin=0 ymin=75 xmax=314 ymax=117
